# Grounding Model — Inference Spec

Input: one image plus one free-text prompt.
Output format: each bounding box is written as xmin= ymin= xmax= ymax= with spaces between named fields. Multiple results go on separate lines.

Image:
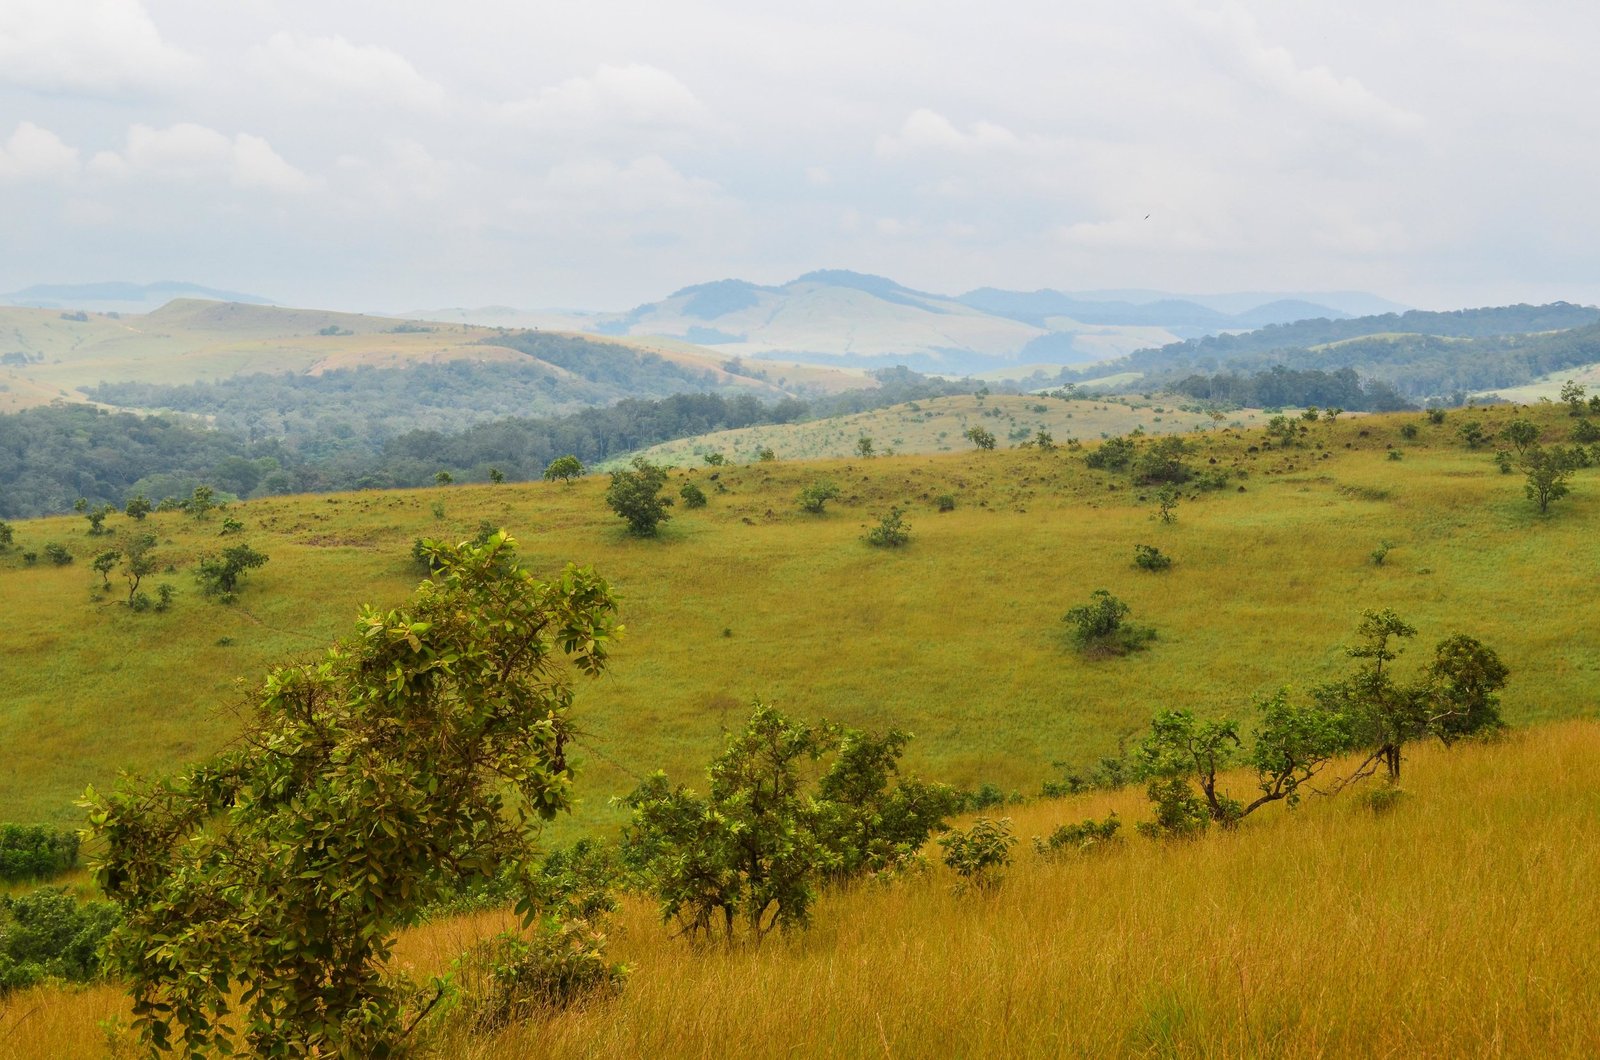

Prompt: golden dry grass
xmin=5 ymin=723 xmax=1596 ymax=1058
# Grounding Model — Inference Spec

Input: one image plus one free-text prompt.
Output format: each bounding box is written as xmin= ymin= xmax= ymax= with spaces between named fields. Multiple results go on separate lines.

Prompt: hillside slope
xmin=0 ymin=403 xmax=1595 ymax=830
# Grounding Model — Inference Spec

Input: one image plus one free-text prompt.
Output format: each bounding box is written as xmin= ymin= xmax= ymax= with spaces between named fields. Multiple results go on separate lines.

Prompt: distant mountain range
xmin=412 ymin=271 xmax=1409 ymax=374
xmin=0 ymin=281 xmax=273 ymax=313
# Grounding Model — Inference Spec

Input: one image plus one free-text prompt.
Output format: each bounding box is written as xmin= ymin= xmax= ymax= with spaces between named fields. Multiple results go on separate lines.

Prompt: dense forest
xmin=1170 ymin=366 xmax=1414 ymax=411
xmin=0 ymin=369 xmax=972 ymax=517
xmin=1061 ymin=303 xmax=1600 ymax=401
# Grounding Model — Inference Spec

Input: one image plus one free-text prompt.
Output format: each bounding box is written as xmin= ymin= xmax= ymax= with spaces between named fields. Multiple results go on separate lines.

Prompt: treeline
xmin=1171 ymin=366 xmax=1414 ymax=411
xmin=0 ymin=369 xmax=974 ymax=517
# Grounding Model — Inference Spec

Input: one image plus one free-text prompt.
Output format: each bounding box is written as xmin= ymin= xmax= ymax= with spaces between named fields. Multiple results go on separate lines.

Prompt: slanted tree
xmin=84 ymin=534 xmax=620 ymax=1056
xmin=963 ymin=426 xmax=997 ymax=450
xmin=605 ymin=457 xmax=672 ymax=536
xmin=544 ymin=454 xmax=585 ymax=485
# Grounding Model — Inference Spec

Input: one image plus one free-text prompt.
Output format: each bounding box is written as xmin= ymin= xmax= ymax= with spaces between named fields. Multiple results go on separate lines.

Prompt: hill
xmin=0 ymin=280 xmax=272 ymax=313
xmin=616 ymin=392 xmax=1275 ymax=466
xmin=0 ymin=402 xmax=1596 ymax=831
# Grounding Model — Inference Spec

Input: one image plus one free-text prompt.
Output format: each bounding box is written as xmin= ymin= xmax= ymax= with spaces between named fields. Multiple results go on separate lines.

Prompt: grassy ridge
xmin=0 ymin=403 xmax=1596 ymax=833
xmin=8 ymin=722 xmax=1598 ymax=1056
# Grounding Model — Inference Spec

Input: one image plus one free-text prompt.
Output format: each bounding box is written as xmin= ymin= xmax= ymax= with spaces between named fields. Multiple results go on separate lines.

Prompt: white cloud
xmin=251 ymin=32 xmax=448 ymax=113
xmin=91 ymin=123 xmax=317 ymax=194
xmin=533 ymin=155 xmax=722 ymax=214
xmin=498 ymin=64 xmax=708 ymax=135
xmin=0 ymin=123 xmax=81 ymax=181
xmin=876 ymin=109 xmax=1022 ymax=157
xmin=0 ymin=0 xmax=197 ymax=96
xmin=1182 ymin=1 xmax=1422 ymax=133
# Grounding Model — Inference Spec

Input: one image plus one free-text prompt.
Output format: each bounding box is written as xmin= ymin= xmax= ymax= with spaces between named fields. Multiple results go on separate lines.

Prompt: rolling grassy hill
xmin=615 ymin=392 xmax=1276 ymax=466
xmin=0 ymin=402 xmax=1595 ymax=835
xmin=0 ymin=299 xmax=867 ymax=414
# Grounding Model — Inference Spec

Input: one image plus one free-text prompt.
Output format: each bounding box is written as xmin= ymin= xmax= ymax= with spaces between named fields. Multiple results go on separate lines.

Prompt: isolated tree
xmin=1560 ymin=379 xmax=1587 ymax=414
xmin=544 ymin=454 xmax=585 ymax=485
xmin=702 ymin=452 xmax=726 ymax=467
xmin=1500 ymin=419 xmax=1540 ymax=455
xmin=121 ymin=532 xmax=158 ymax=606
xmin=755 ymin=446 xmax=776 ymax=462
xmin=963 ymin=426 xmax=997 ymax=451
xmin=90 ymin=549 xmax=121 ymax=588
xmin=623 ymin=705 xmax=953 ymax=942
xmin=183 ymin=485 xmax=217 ymax=519
xmin=83 ymin=503 xmax=115 ymax=536
xmin=124 ymin=495 xmax=152 ymax=521
xmin=1034 ymin=429 xmax=1056 ymax=450
xmin=1133 ymin=543 xmax=1172 ymax=571
xmin=1154 ymin=483 xmax=1180 ymax=523
xmin=797 ymin=480 xmax=842 ymax=514
xmin=679 ymin=481 xmax=707 ymax=508
xmin=1422 ymin=634 xmax=1509 ymax=744
xmin=1457 ymin=421 xmax=1489 ymax=450
xmin=195 ymin=543 xmax=269 ymax=599
xmin=605 ymin=457 xmax=673 ymax=536
xmin=85 ymin=534 xmax=621 ymax=1055
xmin=488 ymin=466 xmax=505 ymax=484
xmin=1521 ymin=445 xmax=1573 ymax=513
xmin=434 ymin=470 xmax=454 ymax=486
xmin=1064 ymin=589 xmax=1154 ymax=656
xmin=855 ymin=436 xmax=875 ymax=458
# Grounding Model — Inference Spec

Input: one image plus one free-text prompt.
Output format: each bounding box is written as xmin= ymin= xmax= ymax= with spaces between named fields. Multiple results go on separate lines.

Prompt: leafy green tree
xmin=623 ymin=705 xmax=953 ymax=941
xmin=1063 ymin=589 xmax=1155 ymax=656
xmin=1422 ymin=635 xmax=1509 ymax=745
xmin=1457 ymin=420 xmax=1489 ymax=449
xmin=1133 ymin=436 xmax=1193 ymax=484
xmin=195 ymin=543 xmax=269 ymax=599
xmin=798 ymin=480 xmax=842 ymax=514
xmin=605 ymin=457 xmax=673 ymax=536
xmin=963 ymin=425 xmax=997 ymax=450
xmin=679 ymin=481 xmax=707 ymax=508
xmin=1034 ymin=429 xmax=1056 ymax=450
xmin=1085 ymin=435 xmax=1136 ymax=471
xmin=936 ymin=818 xmax=1015 ymax=893
xmin=855 ymin=436 xmax=875 ymax=458
xmin=91 ymin=549 xmax=121 ymax=588
xmin=84 ymin=533 xmax=621 ymax=1055
xmin=1154 ymin=483 xmax=1180 ymax=523
xmin=120 ymin=532 xmax=158 ymax=606
xmin=544 ymin=454 xmax=585 ymax=485
xmin=1560 ymin=379 xmax=1587 ymax=414
xmin=0 ymin=887 xmax=121 ymax=993
xmin=1265 ymin=415 xmax=1302 ymax=447
xmin=702 ymin=452 xmax=726 ymax=466
xmin=1133 ymin=544 xmax=1172 ymax=571
xmin=44 ymin=542 xmax=72 ymax=566
xmin=434 ymin=470 xmax=454 ymax=486
xmin=124 ymin=494 xmax=152 ymax=521
xmin=182 ymin=485 xmax=217 ymax=519
xmin=84 ymin=503 xmax=115 ymax=535
xmin=1521 ymin=445 xmax=1573 ymax=513
xmin=1314 ymin=609 xmax=1419 ymax=782
xmin=1500 ymin=419 xmax=1539 ymax=455
xmin=755 ymin=446 xmax=776 ymax=462
xmin=864 ymin=507 xmax=910 ymax=547
xmin=488 ymin=466 xmax=505 ymax=484
xmin=1572 ymin=419 xmax=1600 ymax=444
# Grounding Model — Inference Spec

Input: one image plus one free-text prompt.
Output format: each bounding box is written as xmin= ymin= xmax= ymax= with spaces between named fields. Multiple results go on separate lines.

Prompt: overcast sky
xmin=2 ymin=0 xmax=1597 ymax=312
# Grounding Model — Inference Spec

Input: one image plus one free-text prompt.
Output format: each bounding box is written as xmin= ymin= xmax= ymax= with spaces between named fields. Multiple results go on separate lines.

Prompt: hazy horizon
xmin=5 ymin=2 xmax=1599 ymax=313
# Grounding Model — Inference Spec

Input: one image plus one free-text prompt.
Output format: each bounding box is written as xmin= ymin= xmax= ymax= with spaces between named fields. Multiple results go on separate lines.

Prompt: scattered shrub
xmin=798 ymin=480 xmax=842 ymax=514
xmin=0 ymin=887 xmax=121 ymax=993
xmin=1063 ymin=590 xmax=1155 ymax=656
xmin=679 ymin=482 xmax=707 ymax=508
xmin=44 ymin=543 xmax=72 ymax=566
xmin=935 ymin=493 xmax=956 ymax=512
xmin=1032 ymin=814 xmax=1122 ymax=858
xmin=1133 ymin=544 xmax=1172 ymax=572
xmin=937 ymin=818 xmax=1016 ymax=893
xmin=864 ymin=507 xmax=910 ymax=548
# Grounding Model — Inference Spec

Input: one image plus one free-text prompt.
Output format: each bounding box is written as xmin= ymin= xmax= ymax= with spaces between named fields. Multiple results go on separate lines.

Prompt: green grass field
xmin=1 ymin=402 xmax=1595 ymax=839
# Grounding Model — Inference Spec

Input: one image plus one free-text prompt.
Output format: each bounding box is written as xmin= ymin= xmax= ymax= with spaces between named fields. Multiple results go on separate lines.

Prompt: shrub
xmin=864 ymin=507 xmax=910 ymax=548
xmin=1133 ymin=437 xmax=1192 ymax=484
xmin=1400 ymin=423 xmax=1419 ymax=440
xmin=1371 ymin=540 xmax=1395 ymax=566
xmin=0 ymin=888 xmax=120 ymax=993
xmin=195 ymin=543 xmax=269 ymax=599
xmin=935 ymin=493 xmax=956 ymax=512
xmin=679 ymin=482 xmax=707 ymax=508
xmin=1085 ymin=435 xmax=1135 ymax=471
xmin=1063 ymin=589 xmax=1155 ymax=656
xmin=219 ymin=516 xmax=244 ymax=535
xmin=0 ymin=825 xmax=79 ymax=882
xmin=124 ymin=495 xmax=151 ymax=520
xmin=0 ymin=520 xmax=12 ymax=550
xmin=963 ymin=426 xmax=997 ymax=450
xmin=44 ymin=542 xmax=72 ymax=566
xmin=1133 ymin=544 xmax=1172 ymax=572
xmin=1572 ymin=419 xmax=1600 ymax=444
xmin=702 ymin=452 xmax=726 ymax=467
xmin=937 ymin=818 xmax=1016 ymax=893
xmin=605 ymin=457 xmax=673 ymax=536
xmin=450 ymin=919 xmax=626 ymax=1030
xmin=1427 ymin=408 xmax=1447 ymax=425
xmin=1031 ymin=814 xmax=1122 ymax=858
xmin=1387 ymin=448 xmax=1403 ymax=461
xmin=798 ymin=480 xmax=842 ymax=514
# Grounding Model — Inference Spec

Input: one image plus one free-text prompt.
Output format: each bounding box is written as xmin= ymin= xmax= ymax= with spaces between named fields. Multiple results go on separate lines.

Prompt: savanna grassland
xmin=0 ymin=400 xmax=1595 ymax=835
xmin=7 ymin=724 xmax=1599 ymax=1057
xmin=1 ymin=398 xmax=1599 ymax=1056
xmin=621 ymin=392 xmax=1276 ymax=465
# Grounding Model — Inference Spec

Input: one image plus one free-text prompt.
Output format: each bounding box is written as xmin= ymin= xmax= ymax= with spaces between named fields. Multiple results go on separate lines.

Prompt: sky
xmin=2 ymin=0 xmax=1598 ymax=312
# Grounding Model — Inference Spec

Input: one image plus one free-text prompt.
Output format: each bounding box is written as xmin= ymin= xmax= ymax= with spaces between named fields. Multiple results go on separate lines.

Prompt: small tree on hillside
xmin=1500 ymin=419 xmax=1539 ymax=456
xmin=85 ymin=534 xmax=621 ymax=1056
xmin=605 ymin=457 xmax=672 ymax=536
xmin=124 ymin=495 xmax=152 ymax=521
xmin=798 ymin=480 xmax=842 ymax=514
xmin=183 ymin=486 xmax=218 ymax=520
xmin=864 ymin=507 xmax=910 ymax=547
xmin=121 ymin=532 xmax=158 ymax=606
xmin=195 ymin=543 xmax=269 ymax=600
xmin=855 ymin=436 xmax=875 ymax=458
xmin=679 ymin=481 xmax=707 ymax=508
xmin=1560 ymin=379 xmax=1587 ymax=415
xmin=1457 ymin=421 xmax=1489 ymax=450
xmin=1063 ymin=590 xmax=1155 ymax=656
xmin=91 ymin=549 xmax=121 ymax=588
xmin=963 ymin=426 xmax=997 ymax=451
xmin=544 ymin=455 xmax=585 ymax=486
xmin=1521 ymin=445 xmax=1573 ymax=513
